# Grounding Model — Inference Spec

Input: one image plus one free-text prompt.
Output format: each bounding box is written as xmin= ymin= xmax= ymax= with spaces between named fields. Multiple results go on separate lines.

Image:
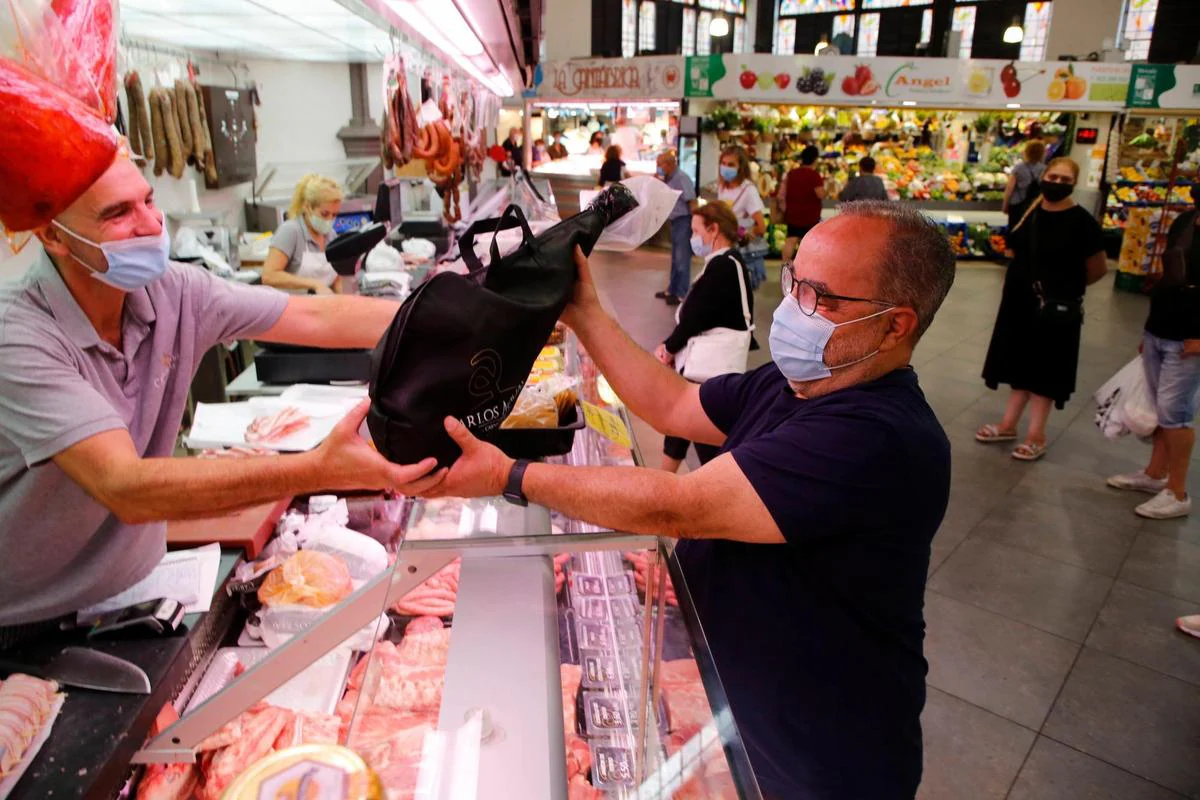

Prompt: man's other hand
xmin=316 ymin=400 xmax=447 ymax=494
xmin=420 ymin=418 xmax=514 ymax=499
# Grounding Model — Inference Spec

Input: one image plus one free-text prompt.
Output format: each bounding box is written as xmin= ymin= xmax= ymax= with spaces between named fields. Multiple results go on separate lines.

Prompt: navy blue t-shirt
xmin=677 ymin=363 xmax=950 ymax=799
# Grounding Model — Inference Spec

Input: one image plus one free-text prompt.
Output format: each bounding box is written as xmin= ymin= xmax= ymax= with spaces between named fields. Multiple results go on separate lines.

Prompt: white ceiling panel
xmin=246 ymin=0 xmax=357 ymax=15
xmin=288 ymin=14 xmax=380 ymax=32
xmin=124 ymin=0 xmax=262 ymax=14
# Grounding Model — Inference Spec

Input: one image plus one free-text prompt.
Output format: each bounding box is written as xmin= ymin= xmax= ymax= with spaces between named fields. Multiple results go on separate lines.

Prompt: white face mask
xmin=53 ymin=222 xmax=170 ymax=291
xmin=769 ymin=296 xmax=894 ymax=382
xmin=307 ymin=213 xmax=334 ymax=236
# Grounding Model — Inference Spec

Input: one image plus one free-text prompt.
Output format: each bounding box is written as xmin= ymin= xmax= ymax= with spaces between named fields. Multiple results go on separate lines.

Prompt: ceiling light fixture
xmin=1003 ymin=17 xmax=1024 ymax=44
xmin=709 ymin=16 xmax=729 ymax=37
xmin=381 ymin=0 xmax=511 ymax=96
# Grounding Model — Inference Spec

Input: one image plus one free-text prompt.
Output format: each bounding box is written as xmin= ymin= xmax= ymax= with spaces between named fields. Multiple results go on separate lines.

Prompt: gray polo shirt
xmin=0 ymin=251 xmax=288 ymax=625
xmin=269 ymin=217 xmax=335 ymax=275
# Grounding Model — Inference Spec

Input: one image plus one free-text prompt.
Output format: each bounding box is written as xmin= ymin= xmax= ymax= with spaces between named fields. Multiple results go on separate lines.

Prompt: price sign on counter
xmin=582 ymin=401 xmax=632 ymax=448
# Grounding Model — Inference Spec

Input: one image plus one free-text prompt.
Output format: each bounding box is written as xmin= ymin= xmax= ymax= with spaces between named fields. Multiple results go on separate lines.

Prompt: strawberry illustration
xmin=855 ymin=64 xmax=873 ymax=84
xmin=841 ymin=75 xmax=861 ymax=95
xmin=775 ymin=72 xmax=791 ymax=90
xmin=739 ymin=67 xmax=757 ymax=90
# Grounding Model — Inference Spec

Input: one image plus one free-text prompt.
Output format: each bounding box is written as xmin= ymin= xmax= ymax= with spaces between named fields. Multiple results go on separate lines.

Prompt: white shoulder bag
xmin=676 ymin=254 xmax=754 ymax=382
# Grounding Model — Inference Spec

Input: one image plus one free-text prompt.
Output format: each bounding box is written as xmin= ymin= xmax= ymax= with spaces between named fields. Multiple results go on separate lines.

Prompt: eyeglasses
xmin=781 ymin=264 xmax=895 ymax=317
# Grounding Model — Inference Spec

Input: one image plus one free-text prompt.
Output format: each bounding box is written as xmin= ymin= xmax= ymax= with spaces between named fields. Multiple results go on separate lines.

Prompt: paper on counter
xmin=185 ymin=396 xmax=358 ymax=452
xmin=76 ymin=543 xmax=222 ymax=622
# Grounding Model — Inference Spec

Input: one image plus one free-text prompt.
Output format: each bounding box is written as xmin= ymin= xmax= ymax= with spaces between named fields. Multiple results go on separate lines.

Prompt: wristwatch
xmin=503 ymin=459 xmax=531 ymax=506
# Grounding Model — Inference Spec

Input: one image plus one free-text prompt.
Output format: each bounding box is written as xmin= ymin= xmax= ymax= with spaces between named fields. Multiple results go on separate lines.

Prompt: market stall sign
xmin=1127 ymin=64 xmax=1200 ymax=110
xmin=684 ymin=54 xmax=1133 ymax=111
xmin=685 ymin=55 xmax=727 ymax=99
xmin=531 ymin=56 xmax=686 ymax=101
xmin=581 ymin=401 xmax=632 ymax=449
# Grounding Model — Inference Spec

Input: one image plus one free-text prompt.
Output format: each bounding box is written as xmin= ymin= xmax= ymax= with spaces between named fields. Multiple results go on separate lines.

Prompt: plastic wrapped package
xmin=258 ymin=550 xmax=354 ymax=608
xmin=590 ymin=175 xmax=681 ymax=252
xmin=0 ymin=0 xmax=120 ymax=236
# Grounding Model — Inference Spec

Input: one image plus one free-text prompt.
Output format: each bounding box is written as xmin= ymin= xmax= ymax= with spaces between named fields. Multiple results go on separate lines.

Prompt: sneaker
xmin=1177 ymin=615 xmax=1200 ymax=640
xmin=1135 ymin=489 xmax=1192 ymax=520
xmin=1107 ymin=471 xmax=1168 ymax=494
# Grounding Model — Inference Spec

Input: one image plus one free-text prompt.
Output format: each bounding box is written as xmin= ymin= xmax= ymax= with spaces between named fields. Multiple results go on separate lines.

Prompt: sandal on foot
xmin=975 ymin=424 xmax=1018 ymax=443
xmin=1012 ymin=441 xmax=1047 ymax=461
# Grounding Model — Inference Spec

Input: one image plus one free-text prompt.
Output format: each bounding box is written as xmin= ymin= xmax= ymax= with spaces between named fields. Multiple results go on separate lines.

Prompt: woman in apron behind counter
xmin=262 ymin=174 xmax=344 ymax=294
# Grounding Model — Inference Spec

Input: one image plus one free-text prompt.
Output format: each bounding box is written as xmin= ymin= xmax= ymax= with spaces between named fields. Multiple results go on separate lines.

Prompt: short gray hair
xmin=836 ymin=201 xmax=955 ymax=338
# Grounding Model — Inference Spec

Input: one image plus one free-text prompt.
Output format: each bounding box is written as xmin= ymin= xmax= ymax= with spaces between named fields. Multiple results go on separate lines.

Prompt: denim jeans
xmin=669 ymin=215 xmax=693 ymax=299
xmin=1143 ymin=331 xmax=1200 ymax=428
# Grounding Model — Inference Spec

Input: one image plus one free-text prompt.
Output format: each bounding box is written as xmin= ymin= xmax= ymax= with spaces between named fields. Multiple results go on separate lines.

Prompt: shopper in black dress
xmin=654 ymin=202 xmax=757 ymax=472
xmin=598 ymin=145 xmax=627 ymax=187
xmin=977 ymin=157 xmax=1108 ymax=460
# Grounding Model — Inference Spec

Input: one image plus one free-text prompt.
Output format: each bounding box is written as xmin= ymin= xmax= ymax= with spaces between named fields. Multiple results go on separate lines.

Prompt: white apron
xmin=297 ymin=248 xmax=337 ymax=289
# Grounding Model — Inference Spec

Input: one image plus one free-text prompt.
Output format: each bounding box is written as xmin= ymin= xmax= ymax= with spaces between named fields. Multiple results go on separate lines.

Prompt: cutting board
xmin=166 ymin=497 xmax=290 ymax=558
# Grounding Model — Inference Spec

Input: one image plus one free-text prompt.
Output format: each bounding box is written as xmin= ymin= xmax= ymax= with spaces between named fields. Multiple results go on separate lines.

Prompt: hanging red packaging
xmin=0 ymin=0 xmax=120 ymax=233
xmin=50 ymin=0 xmax=119 ymax=122
xmin=0 ymin=59 xmax=119 ymax=232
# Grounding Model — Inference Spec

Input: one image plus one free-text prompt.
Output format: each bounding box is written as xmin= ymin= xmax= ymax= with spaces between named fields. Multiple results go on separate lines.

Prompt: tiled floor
xmin=589 ymin=247 xmax=1200 ymax=800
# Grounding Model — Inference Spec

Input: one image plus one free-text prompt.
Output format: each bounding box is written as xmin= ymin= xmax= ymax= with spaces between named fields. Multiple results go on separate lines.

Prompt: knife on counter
xmin=0 ymin=647 xmax=152 ymax=694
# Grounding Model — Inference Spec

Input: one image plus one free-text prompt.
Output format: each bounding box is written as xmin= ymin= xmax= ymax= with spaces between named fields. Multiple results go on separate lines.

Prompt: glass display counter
xmin=133 ymin=339 xmax=760 ymax=800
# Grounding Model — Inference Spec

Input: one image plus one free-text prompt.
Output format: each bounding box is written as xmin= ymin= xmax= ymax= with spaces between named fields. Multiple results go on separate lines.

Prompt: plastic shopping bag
xmin=1093 ymin=356 xmax=1157 ymax=441
xmin=1 ymin=0 xmax=120 ymax=238
xmin=590 ymin=175 xmax=682 ymax=252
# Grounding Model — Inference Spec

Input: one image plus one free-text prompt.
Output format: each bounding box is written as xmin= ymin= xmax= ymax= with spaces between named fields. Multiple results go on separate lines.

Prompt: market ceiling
xmin=120 ymin=0 xmax=523 ymax=94
xmin=121 ymin=0 xmax=393 ymax=61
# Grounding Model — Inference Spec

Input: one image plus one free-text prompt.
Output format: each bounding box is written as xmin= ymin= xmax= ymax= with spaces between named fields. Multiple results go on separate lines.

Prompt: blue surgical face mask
xmin=719 ymin=165 xmax=738 ymax=182
xmin=769 ymin=296 xmax=894 ymax=382
xmin=53 ymin=222 xmax=170 ymax=291
xmin=307 ymin=213 xmax=334 ymax=236
xmin=690 ymin=232 xmax=712 ymax=258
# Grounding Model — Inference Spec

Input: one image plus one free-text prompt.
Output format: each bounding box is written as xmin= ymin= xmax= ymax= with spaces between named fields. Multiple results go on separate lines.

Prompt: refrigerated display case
xmin=132 ymin=338 xmax=761 ymax=800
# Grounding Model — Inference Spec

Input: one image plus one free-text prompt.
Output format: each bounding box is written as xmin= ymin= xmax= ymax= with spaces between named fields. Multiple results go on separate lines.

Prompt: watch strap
xmin=503 ymin=459 xmax=530 ymax=506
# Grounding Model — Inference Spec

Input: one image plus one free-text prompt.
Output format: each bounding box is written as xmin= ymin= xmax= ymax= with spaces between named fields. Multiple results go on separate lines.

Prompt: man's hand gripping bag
xmin=368 ymin=183 xmax=638 ymax=467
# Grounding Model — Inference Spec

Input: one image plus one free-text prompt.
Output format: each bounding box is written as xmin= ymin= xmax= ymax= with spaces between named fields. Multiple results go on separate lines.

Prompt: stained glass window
xmin=639 ymin=1 xmax=656 ymax=52
xmin=697 ymin=10 xmax=713 ymax=54
xmin=920 ymin=7 xmax=932 ymax=44
xmin=683 ymin=7 xmax=697 ymax=55
xmin=699 ymin=0 xmax=721 ymax=9
xmin=1019 ymin=2 xmax=1052 ymax=61
xmin=1121 ymin=0 xmax=1157 ymax=60
xmin=779 ymin=0 xmax=854 ymax=13
xmin=722 ymin=0 xmax=745 ymax=12
xmin=951 ymin=5 xmax=976 ymax=58
xmin=621 ymin=0 xmax=638 ymax=58
xmin=734 ymin=17 xmax=746 ymax=52
xmin=775 ymin=17 xmax=797 ymax=54
xmin=862 ymin=0 xmax=932 ymax=7
xmin=857 ymin=12 xmax=879 ymax=55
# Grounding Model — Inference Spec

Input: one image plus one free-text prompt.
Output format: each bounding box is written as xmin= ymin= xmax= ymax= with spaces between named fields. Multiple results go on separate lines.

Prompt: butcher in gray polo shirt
xmin=0 ymin=155 xmax=445 ymax=629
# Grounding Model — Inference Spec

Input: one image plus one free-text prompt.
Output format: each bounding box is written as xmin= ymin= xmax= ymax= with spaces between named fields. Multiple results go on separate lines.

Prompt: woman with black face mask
xmin=976 ymin=157 xmax=1109 ymax=461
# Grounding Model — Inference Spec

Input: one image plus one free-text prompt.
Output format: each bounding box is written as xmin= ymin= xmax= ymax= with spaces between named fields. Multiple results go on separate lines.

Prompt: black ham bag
xmin=368 ymin=184 xmax=637 ymax=467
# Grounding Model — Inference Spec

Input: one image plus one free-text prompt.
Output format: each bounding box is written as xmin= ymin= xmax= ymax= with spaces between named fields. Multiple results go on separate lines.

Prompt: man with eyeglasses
xmin=423 ymin=201 xmax=957 ymax=799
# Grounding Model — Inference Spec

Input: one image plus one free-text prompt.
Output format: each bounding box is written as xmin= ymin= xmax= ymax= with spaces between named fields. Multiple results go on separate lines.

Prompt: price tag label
xmin=581 ymin=401 xmax=632 ymax=449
